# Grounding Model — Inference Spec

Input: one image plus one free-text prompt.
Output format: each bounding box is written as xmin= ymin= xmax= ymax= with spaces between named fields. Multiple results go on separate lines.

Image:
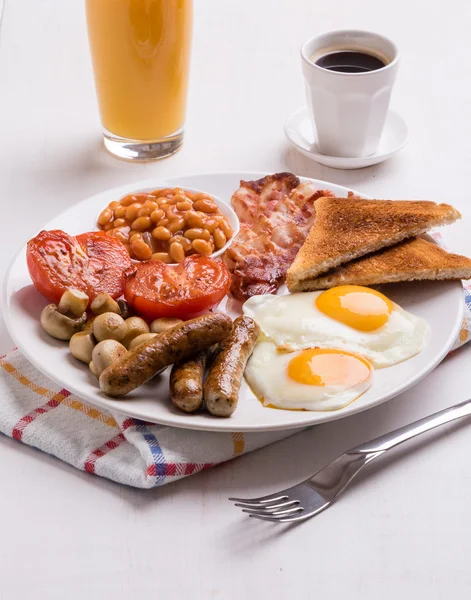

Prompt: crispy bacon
xmin=226 ymin=173 xmax=335 ymax=301
xmin=231 ymin=173 xmax=300 ymax=225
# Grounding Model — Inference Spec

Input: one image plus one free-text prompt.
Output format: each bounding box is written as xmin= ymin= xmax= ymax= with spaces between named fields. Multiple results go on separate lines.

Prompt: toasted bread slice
xmin=292 ymin=238 xmax=471 ymax=291
xmin=286 ymin=197 xmax=461 ymax=291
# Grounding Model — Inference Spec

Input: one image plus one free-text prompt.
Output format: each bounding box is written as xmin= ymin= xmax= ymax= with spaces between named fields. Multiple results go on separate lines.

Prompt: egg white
xmin=245 ymin=341 xmax=373 ymax=411
xmin=243 ymin=291 xmax=429 ymax=368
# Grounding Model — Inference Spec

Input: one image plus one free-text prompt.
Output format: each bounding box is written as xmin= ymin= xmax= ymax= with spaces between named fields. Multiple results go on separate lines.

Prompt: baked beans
xmin=213 ymin=228 xmax=227 ymax=250
xmin=169 ymin=242 xmax=185 ymax=263
xmin=192 ymin=239 xmax=213 ymax=256
xmin=151 ymin=252 xmax=172 ymax=263
xmin=131 ymin=238 xmax=152 ymax=261
xmin=97 ymin=188 xmax=234 ymax=262
xmin=97 ymin=208 xmax=112 ymax=226
xmin=152 ymin=226 xmax=171 ymax=241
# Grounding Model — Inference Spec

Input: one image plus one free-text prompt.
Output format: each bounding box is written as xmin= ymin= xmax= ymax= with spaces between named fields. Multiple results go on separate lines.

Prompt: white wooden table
xmin=1 ymin=1 xmax=471 ymax=597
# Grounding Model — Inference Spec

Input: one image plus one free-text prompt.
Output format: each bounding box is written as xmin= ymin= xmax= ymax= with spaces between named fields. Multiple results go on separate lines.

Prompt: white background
xmin=1 ymin=0 xmax=471 ymax=598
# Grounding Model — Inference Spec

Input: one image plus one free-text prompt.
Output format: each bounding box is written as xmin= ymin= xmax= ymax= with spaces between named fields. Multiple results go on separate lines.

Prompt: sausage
xmin=169 ymin=350 xmax=209 ymax=413
xmin=99 ymin=313 xmax=232 ymax=397
xmin=170 ymin=344 xmax=218 ymax=413
xmin=204 ymin=316 xmax=260 ymax=417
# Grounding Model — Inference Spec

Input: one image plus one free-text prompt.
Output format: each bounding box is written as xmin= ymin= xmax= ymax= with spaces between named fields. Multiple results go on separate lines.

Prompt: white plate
xmin=3 ymin=172 xmax=463 ymax=432
xmin=284 ymin=107 xmax=410 ymax=169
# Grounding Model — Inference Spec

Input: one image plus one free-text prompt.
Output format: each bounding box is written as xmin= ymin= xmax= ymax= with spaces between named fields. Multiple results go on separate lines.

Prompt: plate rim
xmin=2 ymin=172 xmax=464 ymax=432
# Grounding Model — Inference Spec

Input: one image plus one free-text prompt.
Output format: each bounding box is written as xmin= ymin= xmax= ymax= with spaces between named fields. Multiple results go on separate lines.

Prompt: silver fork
xmin=230 ymin=397 xmax=471 ymax=523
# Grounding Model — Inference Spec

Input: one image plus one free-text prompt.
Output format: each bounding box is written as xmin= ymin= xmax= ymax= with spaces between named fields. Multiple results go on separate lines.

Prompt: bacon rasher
xmin=224 ymin=173 xmax=334 ymax=300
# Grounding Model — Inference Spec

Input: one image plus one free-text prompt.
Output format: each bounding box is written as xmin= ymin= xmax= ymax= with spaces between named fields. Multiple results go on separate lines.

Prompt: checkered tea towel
xmin=1 ymin=238 xmax=470 ymax=488
xmin=0 ymin=348 xmax=301 ymax=488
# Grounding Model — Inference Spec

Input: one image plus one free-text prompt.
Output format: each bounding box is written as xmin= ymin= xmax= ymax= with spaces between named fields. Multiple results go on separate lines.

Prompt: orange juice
xmin=86 ymin=0 xmax=192 ymax=143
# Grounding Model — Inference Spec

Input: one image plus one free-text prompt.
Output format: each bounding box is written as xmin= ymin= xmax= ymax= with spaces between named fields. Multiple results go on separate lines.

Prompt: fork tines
xmin=228 ymin=494 xmax=304 ymax=522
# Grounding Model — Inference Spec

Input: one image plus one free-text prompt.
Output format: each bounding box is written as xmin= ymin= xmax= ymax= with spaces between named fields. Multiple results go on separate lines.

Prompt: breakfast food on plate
xmin=224 ymin=173 xmax=337 ymax=300
xmin=69 ymin=331 xmax=96 ymax=364
xmin=170 ymin=349 xmax=212 ymax=413
xmin=99 ymin=313 xmax=233 ymax=397
xmin=300 ymin=237 xmax=471 ymax=289
xmin=124 ymin=255 xmax=231 ymax=320
xmin=120 ymin=317 xmax=150 ymax=347
xmin=117 ymin=299 xmax=133 ymax=319
xmin=128 ymin=333 xmax=158 ymax=350
xmin=29 ymin=176 xmax=470 ymax=418
xmin=40 ymin=290 xmax=88 ymax=340
xmin=204 ymin=316 xmax=260 ymax=417
xmin=92 ymin=312 xmax=128 ymax=342
xmin=245 ymin=345 xmax=373 ymax=411
xmin=150 ymin=317 xmax=184 ymax=333
xmin=97 ymin=187 xmax=234 ymax=262
xmin=27 ymin=230 xmax=134 ymax=303
xmin=57 ymin=288 xmax=89 ymax=317
xmin=230 ymin=172 xmax=300 ymax=222
xmin=90 ymin=293 xmax=121 ymax=316
xmin=91 ymin=340 xmax=128 ymax=377
xmin=287 ymin=197 xmax=461 ymax=292
xmin=38 ymin=286 xmax=241 ymax=416
xmin=243 ymin=286 xmax=429 ymax=368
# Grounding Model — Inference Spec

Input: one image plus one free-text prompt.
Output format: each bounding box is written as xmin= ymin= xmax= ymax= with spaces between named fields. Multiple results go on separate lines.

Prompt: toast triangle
xmin=286 ymin=197 xmax=461 ymax=292
xmin=292 ymin=237 xmax=471 ymax=291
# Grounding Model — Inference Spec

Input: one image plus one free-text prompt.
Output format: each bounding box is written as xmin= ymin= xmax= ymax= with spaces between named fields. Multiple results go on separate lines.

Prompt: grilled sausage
xmin=170 ymin=345 xmax=219 ymax=413
xmin=169 ymin=350 xmax=208 ymax=413
xmin=204 ymin=316 xmax=260 ymax=417
xmin=99 ymin=313 xmax=232 ymax=397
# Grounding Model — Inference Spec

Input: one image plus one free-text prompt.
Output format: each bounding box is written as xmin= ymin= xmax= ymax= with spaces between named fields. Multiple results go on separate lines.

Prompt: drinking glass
xmin=86 ymin=0 xmax=193 ymax=161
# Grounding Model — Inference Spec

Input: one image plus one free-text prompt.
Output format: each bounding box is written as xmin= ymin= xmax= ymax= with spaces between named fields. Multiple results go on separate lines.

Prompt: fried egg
xmin=245 ymin=342 xmax=373 ymax=410
xmin=243 ymin=286 xmax=429 ymax=368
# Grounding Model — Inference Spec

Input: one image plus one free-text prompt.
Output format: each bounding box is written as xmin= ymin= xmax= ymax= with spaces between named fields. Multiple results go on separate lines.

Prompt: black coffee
xmin=315 ymin=50 xmax=386 ymax=73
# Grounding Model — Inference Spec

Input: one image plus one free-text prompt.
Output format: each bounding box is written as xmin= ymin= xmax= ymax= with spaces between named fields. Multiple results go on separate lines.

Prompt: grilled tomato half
xmin=27 ymin=230 xmax=134 ymax=304
xmin=125 ymin=255 xmax=231 ymax=320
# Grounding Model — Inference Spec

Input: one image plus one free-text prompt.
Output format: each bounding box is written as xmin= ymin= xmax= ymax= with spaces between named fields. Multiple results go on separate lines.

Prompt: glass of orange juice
xmin=86 ymin=0 xmax=192 ymax=161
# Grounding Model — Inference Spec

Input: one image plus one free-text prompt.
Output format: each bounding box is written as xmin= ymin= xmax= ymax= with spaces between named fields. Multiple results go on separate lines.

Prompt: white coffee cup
xmin=301 ymin=30 xmax=400 ymax=158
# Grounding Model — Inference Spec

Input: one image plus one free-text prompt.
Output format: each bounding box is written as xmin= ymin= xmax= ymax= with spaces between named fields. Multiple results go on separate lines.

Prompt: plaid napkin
xmin=0 ymin=348 xmax=297 ymax=488
xmin=1 ymin=233 xmax=470 ymax=488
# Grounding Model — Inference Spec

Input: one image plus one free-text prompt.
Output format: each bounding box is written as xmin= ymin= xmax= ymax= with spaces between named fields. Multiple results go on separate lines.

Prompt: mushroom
xmin=40 ymin=289 xmax=89 ymax=341
xmin=91 ymin=340 xmax=127 ymax=377
xmin=92 ymin=312 xmax=128 ymax=342
xmin=122 ymin=317 xmax=150 ymax=348
xmin=40 ymin=304 xmax=87 ymax=340
xmin=58 ymin=289 xmax=89 ymax=318
xmin=89 ymin=361 xmax=99 ymax=378
xmin=82 ymin=317 xmax=96 ymax=334
xmin=69 ymin=331 xmax=96 ymax=364
xmin=90 ymin=293 xmax=120 ymax=316
xmin=117 ymin=299 xmax=133 ymax=320
xmin=150 ymin=318 xmax=184 ymax=334
xmin=128 ymin=332 xmax=157 ymax=350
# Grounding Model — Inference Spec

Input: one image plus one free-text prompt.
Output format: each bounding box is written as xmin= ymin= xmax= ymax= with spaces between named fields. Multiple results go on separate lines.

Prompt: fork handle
xmin=349 ymin=398 xmax=471 ymax=455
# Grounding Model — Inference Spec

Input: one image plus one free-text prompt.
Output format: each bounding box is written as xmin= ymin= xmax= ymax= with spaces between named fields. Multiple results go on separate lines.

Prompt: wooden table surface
xmin=1 ymin=0 xmax=471 ymax=597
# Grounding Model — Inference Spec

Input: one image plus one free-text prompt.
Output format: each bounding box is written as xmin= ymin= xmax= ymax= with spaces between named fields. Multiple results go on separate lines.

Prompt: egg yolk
xmin=316 ymin=285 xmax=393 ymax=331
xmin=287 ymin=348 xmax=371 ymax=387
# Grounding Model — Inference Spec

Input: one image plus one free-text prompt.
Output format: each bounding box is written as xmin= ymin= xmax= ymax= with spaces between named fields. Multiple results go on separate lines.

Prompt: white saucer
xmin=284 ymin=106 xmax=410 ymax=170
